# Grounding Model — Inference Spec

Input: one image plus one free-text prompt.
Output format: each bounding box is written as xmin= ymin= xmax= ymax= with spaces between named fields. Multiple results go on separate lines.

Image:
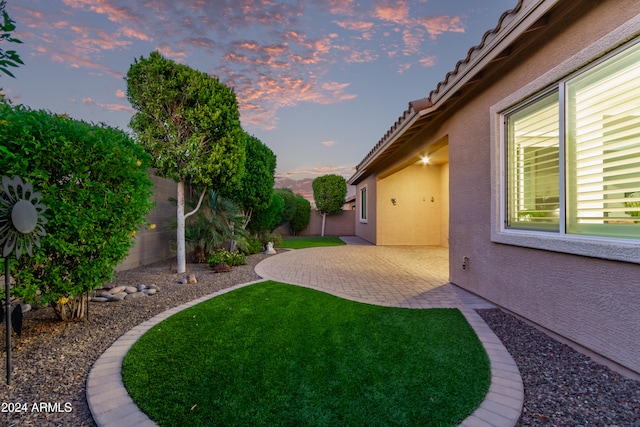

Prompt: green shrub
xmin=207 ymin=249 xmax=246 ymax=267
xmin=290 ymin=196 xmax=311 ymax=236
xmin=243 ymin=236 xmax=263 ymax=255
xmin=0 ymin=103 xmax=154 ymax=320
xmin=259 ymin=232 xmax=282 ymax=248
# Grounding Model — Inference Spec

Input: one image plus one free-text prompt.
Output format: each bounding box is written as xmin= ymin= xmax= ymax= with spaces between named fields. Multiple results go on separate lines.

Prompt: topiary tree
xmin=275 ymin=188 xmax=296 ymax=227
xmin=0 ymin=103 xmax=154 ymax=321
xmin=222 ymin=132 xmax=276 ymax=224
xmin=312 ymin=174 xmax=347 ymax=236
xmin=248 ymin=190 xmax=284 ymax=235
xmin=126 ymin=51 xmax=245 ymax=274
xmin=289 ymin=195 xmax=311 ymax=236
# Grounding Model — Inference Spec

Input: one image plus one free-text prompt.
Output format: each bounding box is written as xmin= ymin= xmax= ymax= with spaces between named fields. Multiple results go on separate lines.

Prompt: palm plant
xmin=176 ymin=189 xmax=250 ymax=262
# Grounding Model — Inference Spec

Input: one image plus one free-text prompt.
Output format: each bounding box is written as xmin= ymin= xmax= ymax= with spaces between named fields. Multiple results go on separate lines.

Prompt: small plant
xmin=260 ymin=232 xmax=282 ymax=248
xmin=208 ymin=249 xmax=246 ymax=268
xmin=243 ymin=236 xmax=263 ymax=255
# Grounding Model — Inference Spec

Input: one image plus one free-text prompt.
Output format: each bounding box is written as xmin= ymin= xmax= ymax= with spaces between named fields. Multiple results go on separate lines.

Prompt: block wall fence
xmin=118 ymin=173 xmax=356 ymax=271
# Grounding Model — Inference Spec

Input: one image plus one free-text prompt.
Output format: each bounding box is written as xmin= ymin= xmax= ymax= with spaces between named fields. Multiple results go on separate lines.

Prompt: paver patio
xmin=87 ymin=237 xmax=524 ymax=427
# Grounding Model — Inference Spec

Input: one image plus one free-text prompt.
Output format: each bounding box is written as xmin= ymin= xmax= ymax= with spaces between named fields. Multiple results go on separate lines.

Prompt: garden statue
xmin=264 ymin=241 xmax=276 ymax=255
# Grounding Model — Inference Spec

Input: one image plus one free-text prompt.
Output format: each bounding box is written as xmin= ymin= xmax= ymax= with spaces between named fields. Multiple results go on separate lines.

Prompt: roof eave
xmin=347 ymin=99 xmax=434 ymax=185
xmin=349 ymin=0 xmax=564 ymax=186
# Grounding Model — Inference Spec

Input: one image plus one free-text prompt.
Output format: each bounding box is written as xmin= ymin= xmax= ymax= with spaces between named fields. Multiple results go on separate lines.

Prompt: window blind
xmin=566 ymin=42 xmax=640 ymax=236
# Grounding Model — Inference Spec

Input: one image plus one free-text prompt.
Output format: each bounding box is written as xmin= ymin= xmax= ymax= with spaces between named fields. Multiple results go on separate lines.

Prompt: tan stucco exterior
xmin=350 ymin=0 xmax=640 ymax=376
xmin=376 ymin=163 xmax=448 ymax=246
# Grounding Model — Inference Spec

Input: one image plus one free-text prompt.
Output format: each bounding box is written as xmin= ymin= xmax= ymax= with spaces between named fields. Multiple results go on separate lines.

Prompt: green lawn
xmin=122 ymin=281 xmax=490 ymax=427
xmin=279 ymin=236 xmax=346 ymax=249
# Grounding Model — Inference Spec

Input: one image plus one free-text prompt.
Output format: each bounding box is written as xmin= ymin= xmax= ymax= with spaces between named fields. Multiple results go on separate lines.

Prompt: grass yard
xmin=122 ymin=281 xmax=490 ymax=427
xmin=279 ymin=236 xmax=346 ymax=249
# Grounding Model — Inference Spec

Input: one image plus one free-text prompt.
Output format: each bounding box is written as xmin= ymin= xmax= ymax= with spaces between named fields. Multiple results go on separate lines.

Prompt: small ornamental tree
xmin=275 ymin=188 xmax=296 ymax=227
xmin=248 ymin=191 xmax=284 ymax=235
xmin=0 ymin=103 xmax=154 ymax=321
xmin=222 ymin=132 xmax=276 ymax=224
xmin=127 ymin=51 xmax=245 ymax=274
xmin=312 ymin=174 xmax=347 ymax=236
xmin=289 ymin=195 xmax=311 ymax=236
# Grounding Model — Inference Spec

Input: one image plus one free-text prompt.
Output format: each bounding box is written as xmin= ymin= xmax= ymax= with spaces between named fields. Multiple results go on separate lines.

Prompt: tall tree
xmin=312 ymin=174 xmax=347 ymax=236
xmin=126 ymin=51 xmax=245 ymax=273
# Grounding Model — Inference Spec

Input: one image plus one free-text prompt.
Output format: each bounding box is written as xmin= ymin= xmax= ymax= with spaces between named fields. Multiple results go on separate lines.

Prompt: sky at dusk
xmin=4 ymin=0 xmax=517 ymax=187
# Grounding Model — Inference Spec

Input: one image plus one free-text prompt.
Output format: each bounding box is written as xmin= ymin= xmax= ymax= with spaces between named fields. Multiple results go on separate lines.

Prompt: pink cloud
xmin=419 ymin=15 xmax=466 ymax=39
xmin=70 ymin=25 xmax=132 ymax=52
xmin=102 ymin=103 xmax=133 ymax=112
xmin=156 ymin=43 xmax=188 ymax=62
xmin=121 ymin=26 xmax=152 ymax=41
xmin=13 ymin=0 xmax=473 ymax=132
xmin=418 ymin=56 xmax=436 ymax=67
xmin=334 ymin=20 xmax=375 ymax=33
xmin=397 ymin=63 xmax=412 ymax=73
xmin=279 ymin=165 xmax=356 ymax=179
xmin=322 ymin=140 xmax=336 ymax=147
xmin=374 ymin=0 xmax=410 ymax=23
xmin=80 ymin=96 xmax=132 ymax=113
xmin=115 ymin=89 xmax=125 ymax=98
xmin=402 ymin=29 xmax=422 ymax=55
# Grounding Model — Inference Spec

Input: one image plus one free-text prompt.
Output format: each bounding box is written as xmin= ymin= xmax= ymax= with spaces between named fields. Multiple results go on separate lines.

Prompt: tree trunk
xmin=53 ymin=294 xmax=87 ymax=321
xmin=177 ymin=181 xmax=187 ymax=274
xmin=177 ymin=183 xmax=207 ymax=274
xmin=321 ymin=212 xmax=326 ymax=237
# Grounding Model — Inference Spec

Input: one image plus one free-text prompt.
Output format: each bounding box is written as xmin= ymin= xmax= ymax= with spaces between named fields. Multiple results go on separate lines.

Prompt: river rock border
xmin=91 ymin=283 xmax=159 ymax=302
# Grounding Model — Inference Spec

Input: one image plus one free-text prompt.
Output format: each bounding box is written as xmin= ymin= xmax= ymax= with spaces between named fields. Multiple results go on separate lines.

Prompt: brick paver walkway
xmin=255 ymin=242 xmax=492 ymax=309
xmin=87 ymin=237 xmax=524 ymax=427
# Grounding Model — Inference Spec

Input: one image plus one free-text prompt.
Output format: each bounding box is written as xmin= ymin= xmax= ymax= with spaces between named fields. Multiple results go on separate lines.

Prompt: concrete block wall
xmin=117 ymin=173 xmax=176 ymax=271
xmin=276 ymin=209 xmax=355 ymax=236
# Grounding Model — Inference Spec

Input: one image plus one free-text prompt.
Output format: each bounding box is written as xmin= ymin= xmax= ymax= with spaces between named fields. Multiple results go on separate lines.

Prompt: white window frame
xmin=359 ymin=185 xmax=368 ymax=223
xmin=491 ymin=28 xmax=640 ymax=264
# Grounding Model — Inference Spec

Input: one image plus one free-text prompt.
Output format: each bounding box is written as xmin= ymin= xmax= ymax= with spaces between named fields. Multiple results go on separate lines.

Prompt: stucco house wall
xmin=448 ymin=0 xmax=640 ymax=375
xmin=355 ymin=175 xmax=377 ymax=244
xmin=349 ymin=0 xmax=640 ymax=376
xmin=377 ymin=165 xmax=445 ymax=246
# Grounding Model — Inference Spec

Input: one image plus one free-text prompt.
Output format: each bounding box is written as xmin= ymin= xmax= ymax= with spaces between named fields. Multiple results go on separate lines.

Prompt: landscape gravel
xmin=1 ymin=251 xmax=638 ymax=426
xmin=478 ymin=309 xmax=640 ymax=426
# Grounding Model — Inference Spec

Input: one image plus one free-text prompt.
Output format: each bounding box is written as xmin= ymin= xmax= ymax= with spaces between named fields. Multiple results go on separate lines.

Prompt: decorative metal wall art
xmin=0 ymin=175 xmax=47 ymax=385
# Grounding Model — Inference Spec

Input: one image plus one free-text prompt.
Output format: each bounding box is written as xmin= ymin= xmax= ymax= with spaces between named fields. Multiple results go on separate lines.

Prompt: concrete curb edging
xmin=86 ymin=279 xmax=268 ymax=427
xmin=459 ymin=309 xmax=524 ymax=427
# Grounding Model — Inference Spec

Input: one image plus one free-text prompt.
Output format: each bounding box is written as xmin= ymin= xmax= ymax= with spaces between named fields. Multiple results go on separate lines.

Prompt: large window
xmin=504 ymin=40 xmax=640 ymax=240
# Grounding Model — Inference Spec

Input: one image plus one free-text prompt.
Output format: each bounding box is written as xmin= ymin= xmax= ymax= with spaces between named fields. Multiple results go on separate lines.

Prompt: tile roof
xmin=351 ymin=0 xmax=526 ymax=180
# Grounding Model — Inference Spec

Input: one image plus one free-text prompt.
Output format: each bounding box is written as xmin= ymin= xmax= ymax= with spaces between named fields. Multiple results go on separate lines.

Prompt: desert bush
xmin=207 ymin=249 xmax=246 ymax=268
xmin=259 ymin=232 xmax=282 ymax=248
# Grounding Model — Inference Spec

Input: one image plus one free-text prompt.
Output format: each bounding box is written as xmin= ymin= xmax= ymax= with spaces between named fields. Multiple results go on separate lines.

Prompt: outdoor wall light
xmin=391 ymin=198 xmax=397 ymax=205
